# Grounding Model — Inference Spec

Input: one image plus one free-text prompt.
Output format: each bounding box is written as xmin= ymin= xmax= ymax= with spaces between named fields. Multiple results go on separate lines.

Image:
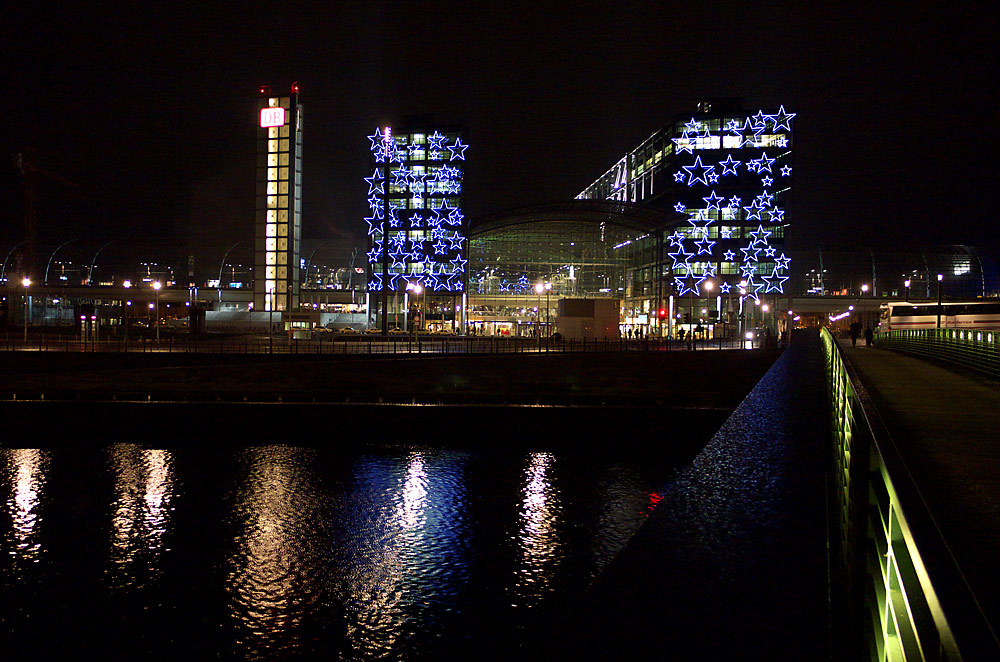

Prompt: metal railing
xmin=822 ymin=327 xmax=979 ymax=661
xmin=875 ymin=329 xmax=1000 ymax=378
xmin=0 ymin=333 xmax=762 ymax=356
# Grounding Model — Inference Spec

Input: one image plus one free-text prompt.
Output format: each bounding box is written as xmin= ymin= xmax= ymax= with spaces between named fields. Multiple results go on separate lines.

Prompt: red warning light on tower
xmin=290 ymin=81 xmax=300 ymax=94
xmin=259 ymin=85 xmax=271 ymax=96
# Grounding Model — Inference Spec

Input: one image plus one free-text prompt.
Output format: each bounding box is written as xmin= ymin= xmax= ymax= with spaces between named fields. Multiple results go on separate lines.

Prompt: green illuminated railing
xmin=822 ymin=328 xmax=978 ymax=661
xmin=875 ymin=329 xmax=1000 ymax=378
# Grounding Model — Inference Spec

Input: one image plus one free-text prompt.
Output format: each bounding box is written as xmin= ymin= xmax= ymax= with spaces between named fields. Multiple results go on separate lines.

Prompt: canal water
xmin=1 ymin=438 xmax=703 ymax=659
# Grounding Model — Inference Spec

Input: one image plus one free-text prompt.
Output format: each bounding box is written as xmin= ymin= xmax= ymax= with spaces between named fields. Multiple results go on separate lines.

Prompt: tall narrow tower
xmin=254 ymin=84 xmax=303 ymax=313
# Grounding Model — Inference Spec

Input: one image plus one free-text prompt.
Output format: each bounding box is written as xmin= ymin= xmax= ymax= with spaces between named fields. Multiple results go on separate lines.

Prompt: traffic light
xmin=658 ymin=308 xmax=667 ymax=318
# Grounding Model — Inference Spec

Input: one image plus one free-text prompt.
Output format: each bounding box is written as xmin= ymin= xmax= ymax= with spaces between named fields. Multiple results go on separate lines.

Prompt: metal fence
xmin=822 ymin=327 xmax=991 ymax=661
xmin=0 ymin=333 xmax=759 ymax=356
xmin=875 ymin=329 xmax=1000 ymax=378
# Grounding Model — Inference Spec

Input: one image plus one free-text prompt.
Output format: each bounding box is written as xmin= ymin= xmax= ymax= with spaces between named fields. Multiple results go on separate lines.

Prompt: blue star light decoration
xmin=669 ymin=107 xmax=794 ymax=297
xmin=366 ymin=128 xmax=469 ymax=292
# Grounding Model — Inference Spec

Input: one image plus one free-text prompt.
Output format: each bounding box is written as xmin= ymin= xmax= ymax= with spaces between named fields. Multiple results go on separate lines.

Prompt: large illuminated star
xmin=744 ymin=199 xmax=767 ymax=221
xmin=756 ymin=191 xmax=775 ymax=207
xmin=748 ymin=224 xmax=772 ymax=246
xmin=719 ymin=154 xmax=741 ymax=176
xmin=771 ymin=105 xmax=796 ymax=132
xmin=364 ymin=216 xmax=383 ymax=235
xmin=450 ymin=255 xmax=468 ymax=271
xmin=740 ymin=245 xmax=761 ymax=264
xmin=389 ymin=252 xmax=407 ymax=270
xmin=672 ymin=137 xmax=693 ymax=155
xmin=364 ymin=171 xmax=384 ymax=196
xmin=695 ymin=236 xmax=716 ymax=255
xmin=764 ymin=268 xmax=789 ymax=293
xmin=448 ymin=234 xmax=465 ymax=250
xmin=407 ymin=142 xmax=424 ymax=156
xmin=668 ymin=245 xmax=694 ymax=268
xmin=366 ymin=247 xmax=381 ymax=263
xmin=681 ymin=156 xmax=715 ymax=187
xmin=391 ymin=167 xmax=411 ymax=187
xmin=448 ymin=138 xmax=468 ymax=161
xmin=675 ymin=269 xmax=704 ymax=296
xmin=756 ymin=152 xmax=776 ymax=173
xmin=368 ymin=128 xmax=387 ymax=151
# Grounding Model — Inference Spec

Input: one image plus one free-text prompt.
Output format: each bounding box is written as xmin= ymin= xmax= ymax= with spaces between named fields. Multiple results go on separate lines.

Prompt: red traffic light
xmin=658 ymin=308 xmax=667 ymax=317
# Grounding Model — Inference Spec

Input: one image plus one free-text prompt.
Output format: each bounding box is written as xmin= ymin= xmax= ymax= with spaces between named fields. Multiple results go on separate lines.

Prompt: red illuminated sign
xmin=260 ymin=107 xmax=285 ymax=128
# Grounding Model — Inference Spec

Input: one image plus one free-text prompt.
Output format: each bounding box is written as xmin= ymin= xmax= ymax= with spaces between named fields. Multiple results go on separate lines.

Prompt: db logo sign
xmin=260 ymin=107 xmax=285 ymax=128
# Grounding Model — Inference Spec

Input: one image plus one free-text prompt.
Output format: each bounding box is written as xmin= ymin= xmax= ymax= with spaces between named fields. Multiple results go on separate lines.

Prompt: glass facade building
xmin=576 ymin=98 xmax=795 ymax=336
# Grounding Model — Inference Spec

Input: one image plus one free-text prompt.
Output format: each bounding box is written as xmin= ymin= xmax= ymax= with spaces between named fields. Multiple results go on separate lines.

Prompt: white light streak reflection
xmin=512 ymin=452 xmax=563 ymax=608
xmin=106 ymin=445 xmax=177 ymax=587
xmin=3 ymin=449 xmax=49 ymax=564
xmin=226 ymin=446 xmax=325 ymax=656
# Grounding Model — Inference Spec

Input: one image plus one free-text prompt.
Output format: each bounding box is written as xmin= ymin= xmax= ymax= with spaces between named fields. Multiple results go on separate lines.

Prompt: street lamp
xmin=534 ymin=282 xmax=544 ymax=338
xmin=936 ymin=273 xmax=943 ymax=329
xmin=152 ymin=280 xmax=162 ymax=340
xmin=703 ymin=280 xmax=714 ymax=347
xmin=904 ymin=278 xmax=911 ymax=302
xmin=22 ymin=277 xmax=30 ymax=342
xmin=861 ymin=284 xmax=869 ymax=328
xmin=407 ymin=282 xmax=424 ymax=333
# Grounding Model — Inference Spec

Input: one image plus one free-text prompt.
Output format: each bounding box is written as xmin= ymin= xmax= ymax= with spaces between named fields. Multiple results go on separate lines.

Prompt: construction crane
xmin=13 ymin=148 xmax=78 ymax=281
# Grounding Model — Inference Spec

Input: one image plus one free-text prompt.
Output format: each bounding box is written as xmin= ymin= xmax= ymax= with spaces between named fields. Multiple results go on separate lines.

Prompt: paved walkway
xmin=840 ymin=342 xmax=1000 ymax=632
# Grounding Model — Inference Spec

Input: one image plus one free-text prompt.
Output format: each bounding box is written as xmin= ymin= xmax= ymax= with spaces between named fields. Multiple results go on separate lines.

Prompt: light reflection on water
xmin=512 ymin=452 xmax=562 ymax=608
xmin=0 ymin=444 xmax=677 ymax=659
xmin=2 ymin=448 xmax=49 ymax=565
xmin=106 ymin=445 xmax=177 ymax=588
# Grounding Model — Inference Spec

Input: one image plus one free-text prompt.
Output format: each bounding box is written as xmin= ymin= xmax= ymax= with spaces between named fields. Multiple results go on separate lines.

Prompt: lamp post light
xmin=544 ymin=282 xmax=552 ymax=336
xmin=152 ymin=280 xmax=162 ymax=341
xmin=22 ymin=277 xmax=31 ymax=342
xmin=703 ymin=280 xmax=714 ymax=348
xmin=936 ymin=273 xmax=943 ymax=329
xmin=904 ymin=278 xmax=911 ymax=302
xmin=534 ymin=282 xmax=544 ymax=338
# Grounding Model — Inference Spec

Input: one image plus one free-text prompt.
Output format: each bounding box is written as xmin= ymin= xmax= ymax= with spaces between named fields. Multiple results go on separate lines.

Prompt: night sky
xmin=3 ymin=2 xmax=998 ymax=272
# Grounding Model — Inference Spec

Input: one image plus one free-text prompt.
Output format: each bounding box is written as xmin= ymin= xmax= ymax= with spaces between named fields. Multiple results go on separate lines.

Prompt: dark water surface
xmin=1 ymin=438 xmax=698 ymax=659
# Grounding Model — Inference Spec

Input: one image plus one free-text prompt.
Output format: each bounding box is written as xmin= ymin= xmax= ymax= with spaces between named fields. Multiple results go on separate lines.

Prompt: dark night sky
xmin=3 ymin=2 xmax=998 ymax=271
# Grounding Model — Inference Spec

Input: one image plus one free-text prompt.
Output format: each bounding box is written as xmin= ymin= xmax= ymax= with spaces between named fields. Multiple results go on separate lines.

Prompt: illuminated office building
xmin=575 ymin=99 xmax=795 ymax=333
xmin=365 ymin=123 xmax=468 ymax=332
xmin=254 ymin=84 xmax=303 ymax=313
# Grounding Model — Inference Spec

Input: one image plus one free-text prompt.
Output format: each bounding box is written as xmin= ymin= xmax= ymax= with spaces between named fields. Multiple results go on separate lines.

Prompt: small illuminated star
xmin=719 ymin=281 xmax=732 ymax=293
xmin=673 ymin=202 xmax=687 ymax=213
xmin=719 ymin=154 xmax=741 ymax=176
xmin=762 ymin=176 xmax=774 ymax=187
xmin=781 ymin=165 xmax=792 ymax=176
xmin=447 ymin=234 xmax=465 ymax=250
xmin=364 ymin=171 xmax=384 ymax=196
xmin=720 ymin=227 xmax=733 ymax=239
xmin=672 ymin=137 xmax=693 ymax=154
xmin=368 ymin=128 xmax=387 ymax=151
xmin=668 ymin=246 xmax=694 ymax=268
xmin=668 ymin=231 xmax=686 ymax=248
xmin=708 ymin=172 xmax=719 ymax=183
xmin=695 ymin=236 xmax=715 ymax=255
xmin=673 ymin=170 xmax=686 ymax=182
xmin=728 ymin=196 xmax=742 ymax=210
xmin=408 ymin=142 xmax=423 ymax=156
xmin=725 ymin=119 xmax=743 ymax=133
xmin=428 ymin=131 xmax=447 ymax=150
xmin=776 ymin=136 xmax=788 ymax=147
xmin=723 ymin=250 xmax=736 ymax=261
xmin=702 ymin=190 xmax=726 ymax=210
xmin=775 ymin=253 xmax=791 ymax=270
xmin=764 ymin=246 xmax=777 ymax=258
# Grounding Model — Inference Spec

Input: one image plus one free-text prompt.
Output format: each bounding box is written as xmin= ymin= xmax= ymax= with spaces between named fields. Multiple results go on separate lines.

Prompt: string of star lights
xmin=668 ymin=106 xmax=794 ymax=300
xmin=366 ymin=126 xmax=468 ymax=293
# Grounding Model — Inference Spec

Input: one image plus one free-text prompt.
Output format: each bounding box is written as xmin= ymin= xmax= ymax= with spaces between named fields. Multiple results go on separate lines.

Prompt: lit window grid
xmin=256 ymin=96 xmax=300 ymax=311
